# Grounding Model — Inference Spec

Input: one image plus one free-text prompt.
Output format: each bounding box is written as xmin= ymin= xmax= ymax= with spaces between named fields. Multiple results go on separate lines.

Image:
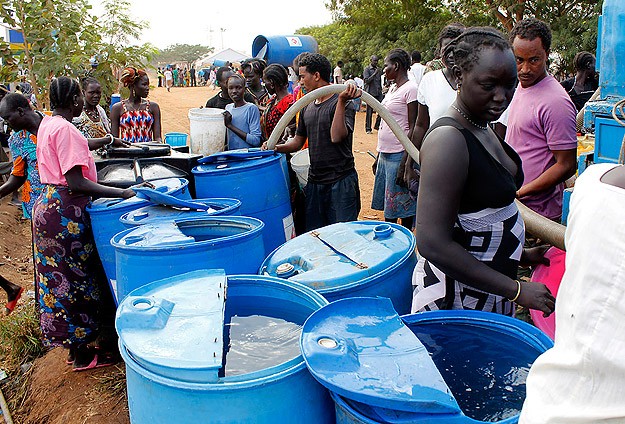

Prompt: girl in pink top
xmin=33 ymin=77 xmax=136 ymax=372
xmin=371 ymin=49 xmax=418 ymax=229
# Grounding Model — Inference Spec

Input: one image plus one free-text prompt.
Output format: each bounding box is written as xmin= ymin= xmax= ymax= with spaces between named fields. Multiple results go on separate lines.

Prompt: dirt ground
xmin=3 ymin=83 xmax=386 ymax=423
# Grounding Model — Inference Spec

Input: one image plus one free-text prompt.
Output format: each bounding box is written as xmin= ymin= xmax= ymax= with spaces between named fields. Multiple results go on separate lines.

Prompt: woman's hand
xmin=516 ymin=280 xmax=556 ymax=317
xmin=121 ymin=188 xmax=136 ymax=199
xmin=521 ymin=246 xmax=551 ymax=267
xmin=223 ymin=111 xmax=232 ymax=127
xmin=112 ymin=137 xmax=131 ymax=148
xmin=403 ymin=163 xmax=417 ymax=187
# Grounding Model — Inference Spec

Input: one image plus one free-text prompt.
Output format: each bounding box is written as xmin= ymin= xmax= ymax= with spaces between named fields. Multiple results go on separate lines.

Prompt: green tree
xmin=156 ymin=44 xmax=214 ymax=68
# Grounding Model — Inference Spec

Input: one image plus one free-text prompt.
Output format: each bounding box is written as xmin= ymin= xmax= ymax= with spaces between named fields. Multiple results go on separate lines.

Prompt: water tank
xmin=599 ymin=0 xmax=625 ymax=97
xmin=116 ymin=270 xmax=335 ymax=423
xmin=301 ymin=298 xmax=553 ymax=423
xmin=252 ymin=35 xmax=318 ymax=67
xmin=260 ymin=221 xmax=416 ymax=315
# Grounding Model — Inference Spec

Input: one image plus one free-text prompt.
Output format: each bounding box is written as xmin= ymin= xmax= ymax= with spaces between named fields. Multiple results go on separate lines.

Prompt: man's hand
xmin=338 ymin=83 xmax=362 ymax=102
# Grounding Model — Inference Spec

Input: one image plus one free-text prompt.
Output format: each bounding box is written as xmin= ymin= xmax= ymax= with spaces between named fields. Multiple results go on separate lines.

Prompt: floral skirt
xmin=32 ymin=185 xmax=110 ymax=348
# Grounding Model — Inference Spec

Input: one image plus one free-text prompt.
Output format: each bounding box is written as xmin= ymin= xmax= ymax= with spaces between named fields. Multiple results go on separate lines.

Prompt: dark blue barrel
xmin=111 ymin=216 xmax=264 ymax=302
xmin=252 ymin=35 xmax=318 ymax=67
xmin=260 ymin=222 xmax=416 ymax=314
xmin=192 ymin=149 xmax=294 ymax=254
xmin=116 ymin=270 xmax=335 ymax=424
xmin=300 ymin=298 xmax=553 ymax=424
xmin=119 ymin=198 xmax=241 ymax=228
xmin=86 ymin=177 xmax=190 ymax=286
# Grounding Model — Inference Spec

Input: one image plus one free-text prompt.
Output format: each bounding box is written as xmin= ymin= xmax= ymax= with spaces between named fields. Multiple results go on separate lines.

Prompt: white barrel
xmin=290 ymin=148 xmax=310 ymax=188
xmin=188 ymin=108 xmax=226 ymax=156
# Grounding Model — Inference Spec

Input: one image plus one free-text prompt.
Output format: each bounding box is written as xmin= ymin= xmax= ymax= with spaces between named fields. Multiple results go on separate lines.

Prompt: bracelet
xmin=105 ymin=134 xmax=114 ymax=147
xmin=508 ymin=280 xmax=522 ymax=302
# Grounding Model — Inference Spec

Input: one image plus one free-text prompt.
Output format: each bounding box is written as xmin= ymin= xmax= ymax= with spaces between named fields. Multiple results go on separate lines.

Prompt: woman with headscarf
xmin=111 ymin=67 xmax=162 ymax=143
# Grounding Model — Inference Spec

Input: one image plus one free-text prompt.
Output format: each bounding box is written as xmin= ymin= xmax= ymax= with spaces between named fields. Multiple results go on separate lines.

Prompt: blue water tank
xmin=598 ymin=0 xmax=625 ymax=97
xmin=119 ymin=198 xmax=241 ymax=228
xmin=111 ymin=216 xmax=265 ymax=302
xmin=260 ymin=221 xmax=416 ymax=315
xmin=252 ymin=35 xmax=318 ymax=67
xmin=86 ymin=177 xmax=190 ymax=288
xmin=192 ymin=149 xmax=294 ymax=254
xmin=300 ymin=298 xmax=553 ymax=424
xmin=116 ymin=270 xmax=335 ymax=424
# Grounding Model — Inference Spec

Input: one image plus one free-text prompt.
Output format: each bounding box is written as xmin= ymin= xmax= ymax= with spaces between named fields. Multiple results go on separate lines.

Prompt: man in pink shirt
xmin=506 ymin=18 xmax=577 ymax=220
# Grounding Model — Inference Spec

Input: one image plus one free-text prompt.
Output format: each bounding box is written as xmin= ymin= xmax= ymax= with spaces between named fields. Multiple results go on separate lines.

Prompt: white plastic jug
xmin=290 ymin=148 xmax=310 ymax=189
xmin=188 ymin=108 xmax=226 ymax=157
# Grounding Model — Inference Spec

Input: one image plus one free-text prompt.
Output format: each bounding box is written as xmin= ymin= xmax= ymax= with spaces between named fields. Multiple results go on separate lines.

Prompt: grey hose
xmin=267 ymin=83 xmax=566 ymax=250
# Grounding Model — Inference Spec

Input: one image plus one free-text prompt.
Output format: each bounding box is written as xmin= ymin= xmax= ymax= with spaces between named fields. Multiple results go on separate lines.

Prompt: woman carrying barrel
xmin=411 ymin=28 xmax=555 ymax=317
xmin=371 ymin=49 xmax=417 ymax=230
xmin=111 ymin=67 xmax=162 ymax=143
xmin=34 ymin=77 xmax=138 ymax=370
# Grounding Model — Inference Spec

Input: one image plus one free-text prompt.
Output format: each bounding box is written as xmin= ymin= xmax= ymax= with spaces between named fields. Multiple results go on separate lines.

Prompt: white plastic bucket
xmin=290 ymin=148 xmax=310 ymax=188
xmin=188 ymin=108 xmax=226 ymax=157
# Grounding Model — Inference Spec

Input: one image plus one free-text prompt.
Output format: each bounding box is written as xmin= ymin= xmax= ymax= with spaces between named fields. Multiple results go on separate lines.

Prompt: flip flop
xmin=5 ymin=287 xmax=24 ymax=315
xmin=72 ymin=353 xmax=117 ymax=372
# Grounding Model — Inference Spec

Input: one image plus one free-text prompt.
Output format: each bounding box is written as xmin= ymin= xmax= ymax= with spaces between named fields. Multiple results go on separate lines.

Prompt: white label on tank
xmin=287 ymin=37 xmax=302 ymax=47
xmin=283 ymin=214 xmax=296 ymax=240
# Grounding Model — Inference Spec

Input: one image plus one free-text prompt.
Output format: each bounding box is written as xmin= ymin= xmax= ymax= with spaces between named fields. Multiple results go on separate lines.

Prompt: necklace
xmin=85 ymin=107 xmax=100 ymax=121
xmin=451 ymin=105 xmax=489 ymax=130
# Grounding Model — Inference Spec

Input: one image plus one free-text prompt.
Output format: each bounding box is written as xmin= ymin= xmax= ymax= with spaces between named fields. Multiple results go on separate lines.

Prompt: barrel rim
xmin=118 ymin=198 xmax=242 ymax=225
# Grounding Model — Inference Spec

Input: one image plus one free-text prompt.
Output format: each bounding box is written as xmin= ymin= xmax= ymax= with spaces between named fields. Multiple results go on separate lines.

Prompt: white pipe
xmin=266 ymin=83 xmax=566 ymax=250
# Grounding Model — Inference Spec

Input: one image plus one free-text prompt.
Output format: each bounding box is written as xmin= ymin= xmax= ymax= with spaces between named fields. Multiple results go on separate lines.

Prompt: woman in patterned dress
xmin=33 ymin=77 xmax=137 ymax=370
xmin=111 ymin=67 xmax=162 ymax=143
xmin=72 ymin=77 xmax=111 ymax=139
xmin=411 ymin=28 xmax=555 ymax=317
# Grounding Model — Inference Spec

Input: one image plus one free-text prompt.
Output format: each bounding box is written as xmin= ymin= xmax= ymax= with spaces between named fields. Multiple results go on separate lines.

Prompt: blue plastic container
xmin=111 ymin=216 xmax=265 ymax=302
xmin=110 ymin=93 xmax=121 ymax=111
xmin=119 ymin=198 xmax=242 ymax=228
xmin=598 ymin=0 xmax=625 ymax=97
xmin=300 ymin=298 xmax=553 ymax=424
xmin=252 ymin=35 xmax=319 ymax=67
xmin=87 ymin=177 xmax=190 ymax=286
xmin=192 ymin=149 xmax=294 ymax=254
xmin=260 ymin=221 xmax=416 ymax=314
xmin=116 ymin=270 xmax=335 ymax=424
xmin=164 ymin=132 xmax=188 ymax=147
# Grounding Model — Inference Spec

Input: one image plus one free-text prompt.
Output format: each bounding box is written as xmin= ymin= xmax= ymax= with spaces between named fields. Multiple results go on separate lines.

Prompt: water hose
xmin=267 ymin=84 xmax=566 ymax=250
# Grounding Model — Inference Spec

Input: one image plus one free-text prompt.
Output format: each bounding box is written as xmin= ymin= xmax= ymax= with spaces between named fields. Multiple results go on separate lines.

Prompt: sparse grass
xmin=89 ymin=363 xmax=128 ymax=410
xmin=0 ymin=300 xmax=45 ymax=374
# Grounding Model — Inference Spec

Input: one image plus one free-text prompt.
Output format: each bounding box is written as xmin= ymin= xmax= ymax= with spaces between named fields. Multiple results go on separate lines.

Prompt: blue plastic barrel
xmin=260 ymin=221 xmax=416 ymax=314
xmin=116 ymin=270 xmax=335 ymax=424
xmin=192 ymin=149 xmax=294 ymax=254
xmin=252 ymin=35 xmax=318 ymax=67
xmin=164 ymin=132 xmax=188 ymax=147
xmin=110 ymin=93 xmax=121 ymax=111
xmin=599 ymin=0 xmax=625 ymax=97
xmin=301 ymin=299 xmax=553 ymax=424
xmin=86 ymin=177 xmax=190 ymax=287
xmin=119 ymin=198 xmax=241 ymax=228
xmin=111 ymin=216 xmax=265 ymax=302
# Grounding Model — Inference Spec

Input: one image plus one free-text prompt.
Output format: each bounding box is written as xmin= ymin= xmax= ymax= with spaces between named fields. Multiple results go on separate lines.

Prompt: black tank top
xmin=425 ymin=117 xmax=523 ymax=214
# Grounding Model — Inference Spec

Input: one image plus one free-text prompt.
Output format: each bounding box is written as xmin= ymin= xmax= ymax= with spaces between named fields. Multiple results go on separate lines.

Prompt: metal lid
xmin=260 ymin=222 xmax=415 ymax=292
xmin=193 ymin=148 xmax=279 ymax=173
xmin=87 ymin=177 xmax=187 ymax=212
xmin=300 ymin=297 xmax=459 ymax=415
xmin=116 ymin=270 xmax=227 ymax=383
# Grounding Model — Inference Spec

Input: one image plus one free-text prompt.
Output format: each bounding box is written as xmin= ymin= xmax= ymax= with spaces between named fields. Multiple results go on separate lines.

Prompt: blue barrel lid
xmin=260 ymin=222 xmax=415 ymax=293
xmin=192 ymin=148 xmax=281 ymax=174
xmin=87 ymin=177 xmax=187 ymax=212
xmin=116 ymin=269 xmax=226 ymax=383
xmin=300 ymin=297 xmax=460 ymax=415
xmin=119 ymin=198 xmax=241 ymax=226
xmin=112 ymin=216 xmax=264 ymax=250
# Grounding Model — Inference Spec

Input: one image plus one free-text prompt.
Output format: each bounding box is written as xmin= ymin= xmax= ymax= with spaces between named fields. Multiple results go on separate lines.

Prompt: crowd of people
xmin=0 ymin=13 xmax=620 ymax=421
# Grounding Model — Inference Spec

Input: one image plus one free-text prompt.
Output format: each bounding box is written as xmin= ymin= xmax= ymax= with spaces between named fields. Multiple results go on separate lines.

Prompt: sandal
xmin=72 ymin=352 xmax=118 ymax=372
xmin=5 ymin=287 xmax=24 ymax=315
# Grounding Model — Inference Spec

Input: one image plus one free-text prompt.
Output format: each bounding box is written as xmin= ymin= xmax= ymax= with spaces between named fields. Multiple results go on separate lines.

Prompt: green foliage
xmin=299 ymin=0 xmax=600 ymax=78
xmin=155 ymin=44 xmax=214 ymax=67
xmin=0 ymin=301 xmax=44 ymax=374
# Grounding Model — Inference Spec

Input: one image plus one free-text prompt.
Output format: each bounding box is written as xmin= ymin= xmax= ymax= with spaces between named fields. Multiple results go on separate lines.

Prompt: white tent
xmin=195 ymin=48 xmax=249 ymax=68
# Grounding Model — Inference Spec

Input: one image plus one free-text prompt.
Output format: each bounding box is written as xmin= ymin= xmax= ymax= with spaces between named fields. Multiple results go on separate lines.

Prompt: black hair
xmin=242 ymin=59 xmax=267 ymax=77
xmin=298 ymin=53 xmax=332 ymax=83
xmin=574 ymin=51 xmax=595 ymax=72
xmin=216 ymin=66 xmax=233 ymax=83
xmin=227 ymin=73 xmax=245 ymax=85
xmin=80 ymin=76 xmax=100 ymax=91
xmin=0 ymin=92 xmax=31 ymax=113
xmin=445 ymin=27 xmax=511 ymax=72
xmin=50 ymin=76 xmax=81 ymax=110
xmin=263 ymin=64 xmax=289 ymax=89
xmin=386 ymin=48 xmax=411 ymax=71
xmin=337 ymin=61 xmax=344 ymax=67
xmin=293 ymin=52 xmax=310 ymax=69
xmin=411 ymin=51 xmax=422 ymax=63
xmin=437 ymin=23 xmax=466 ymax=52
xmin=509 ymin=17 xmax=552 ymax=52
